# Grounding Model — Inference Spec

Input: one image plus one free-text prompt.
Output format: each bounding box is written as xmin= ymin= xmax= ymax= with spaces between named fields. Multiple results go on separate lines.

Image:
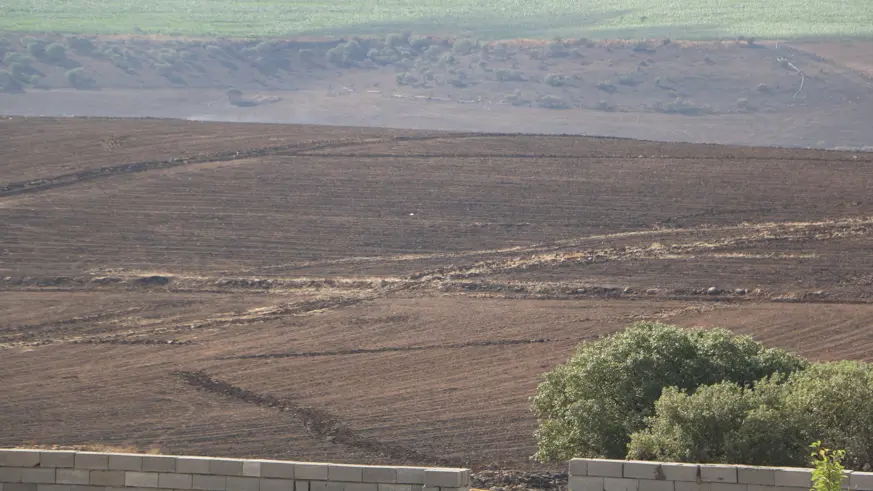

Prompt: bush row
xmin=532 ymin=322 xmax=873 ymax=471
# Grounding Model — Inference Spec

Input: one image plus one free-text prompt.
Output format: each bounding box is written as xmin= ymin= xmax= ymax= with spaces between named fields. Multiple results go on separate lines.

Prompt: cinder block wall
xmin=0 ymin=450 xmax=470 ymax=491
xmin=568 ymin=459 xmax=873 ymax=491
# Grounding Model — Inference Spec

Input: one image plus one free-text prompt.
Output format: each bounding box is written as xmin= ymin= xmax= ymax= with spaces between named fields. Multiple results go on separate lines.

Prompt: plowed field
xmin=3 ymin=117 xmax=873 ymax=472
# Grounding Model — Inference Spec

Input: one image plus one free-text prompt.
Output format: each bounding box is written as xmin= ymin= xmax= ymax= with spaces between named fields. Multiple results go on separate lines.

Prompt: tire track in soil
xmin=172 ymin=370 xmax=466 ymax=468
xmin=217 ymin=338 xmax=550 ymax=360
xmin=0 ymin=133 xmax=486 ymax=199
xmin=296 ymin=152 xmax=873 ymax=163
xmin=5 ymin=131 xmax=871 ymax=199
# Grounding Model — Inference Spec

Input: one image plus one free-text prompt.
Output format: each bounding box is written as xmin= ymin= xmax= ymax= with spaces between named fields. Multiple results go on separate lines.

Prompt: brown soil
xmin=3 ymin=117 xmax=873 ymax=474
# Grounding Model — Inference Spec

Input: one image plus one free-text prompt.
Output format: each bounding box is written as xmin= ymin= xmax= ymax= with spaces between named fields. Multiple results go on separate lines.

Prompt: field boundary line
xmin=172 ymin=370 xmax=466 ymax=467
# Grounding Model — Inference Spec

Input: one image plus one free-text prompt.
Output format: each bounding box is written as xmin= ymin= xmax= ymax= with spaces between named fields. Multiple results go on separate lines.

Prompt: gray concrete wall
xmin=0 ymin=450 xmax=470 ymax=491
xmin=568 ymin=459 xmax=873 ymax=491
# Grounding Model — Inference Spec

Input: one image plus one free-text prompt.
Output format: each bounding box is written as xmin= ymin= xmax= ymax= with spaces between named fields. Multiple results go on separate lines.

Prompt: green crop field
xmin=2 ymin=0 xmax=872 ymax=40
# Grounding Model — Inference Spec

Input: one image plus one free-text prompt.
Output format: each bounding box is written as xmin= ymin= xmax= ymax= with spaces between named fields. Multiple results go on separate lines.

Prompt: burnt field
xmin=2 ymin=117 xmax=873 ymax=472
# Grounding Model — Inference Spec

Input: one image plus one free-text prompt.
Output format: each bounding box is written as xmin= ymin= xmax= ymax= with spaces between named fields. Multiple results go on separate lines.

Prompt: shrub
xmin=4 ymin=51 xmax=31 ymax=66
xmin=298 ymin=48 xmax=316 ymax=65
xmin=595 ymin=100 xmax=615 ymax=111
xmin=326 ymin=40 xmax=367 ymax=66
xmin=537 ymin=94 xmax=570 ymax=109
xmin=596 ymin=80 xmax=617 ymax=93
xmin=530 ymin=322 xmax=807 ymax=462
xmin=626 ymin=361 xmax=873 ymax=471
xmin=66 ymin=67 xmax=95 ymax=89
xmin=811 ymin=441 xmax=847 ymax=491
xmin=67 ymin=36 xmax=95 ymax=55
xmin=26 ymin=40 xmax=46 ymax=58
xmin=546 ymin=38 xmax=568 ymax=58
xmin=627 ymin=379 xmax=808 ymax=466
xmin=9 ymin=62 xmax=32 ymax=84
xmin=409 ymin=35 xmax=432 ymax=51
xmin=451 ymin=38 xmax=477 ymax=56
xmin=784 ymin=362 xmax=873 ymax=471
xmin=0 ymin=69 xmax=22 ymax=91
xmin=496 ymin=68 xmax=524 ymax=82
xmin=386 ymin=33 xmax=406 ymax=48
xmin=544 ymin=73 xmax=566 ymax=87
xmin=44 ymin=43 xmax=67 ymax=62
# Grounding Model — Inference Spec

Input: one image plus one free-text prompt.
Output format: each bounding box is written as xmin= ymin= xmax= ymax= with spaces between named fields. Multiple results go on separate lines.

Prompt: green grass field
xmin=2 ymin=0 xmax=872 ymax=40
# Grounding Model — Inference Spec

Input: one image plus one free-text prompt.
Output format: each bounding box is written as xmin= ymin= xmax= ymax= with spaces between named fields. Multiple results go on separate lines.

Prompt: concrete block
xmin=330 ymin=466 xmax=363 ymax=483
xmin=37 ymin=485 xmax=71 ymax=491
xmin=193 ymin=475 xmax=226 ymax=491
xmin=588 ymin=462 xmax=625 ymax=479
xmin=89 ymin=471 xmax=125 ymax=487
xmin=395 ymin=469 xmax=424 ymax=485
xmin=292 ymin=466 xmax=327 ymax=482
xmin=851 ymin=473 xmax=873 ymax=491
xmin=362 ymin=467 xmax=396 ymax=483
xmin=294 ymin=482 xmax=308 ymax=491
xmin=0 ymin=451 xmax=40 ymax=468
xmin=258 ymin=479 xmax=294 ymax=491
xmin=675 ymin=483 xmax=710 ymax=491
xmin=440 ymin=487 xmax=470 ymax=491
xmin=159 ymin=474 xmax=193 ymax=490
xmin=4 ymin=484 xmax=38 ymax=491
xmin=624 ymin=461 xmax=663 ymax=480
xmin=226 ymin=477 xmax=259 ymax=491
xmin=210 ymin=461 xmax=244 ymax=478
xmin=773 ymin=487 xmax=814 ymax=491
xmin=569 ymin=476 xmax=604 ymax=491
xmin=20 ymin=470 xmax=56 ymax=484
xmin=774 ymin=469 xmax=812 ymax=488
xmin=378 ymin=485 xmax=412 ymax=491
xmin=40 ymin=452 xmax=76 ymax=469
xmin=56 ymin=470 xmax=90 ymax=485
xmin=177 ymin=459 xmax=213 ymax=475
xmin=125 ymin=472 xmax=159 ymax=488
xmin=75 ymin=454 xmax=108 ymax=471
xmin=662 ymin=465 xmax=700 ymax=483
xmin=569 ymin=461 xmax=588 ymax=477
xmin=308 ymin=483 xmax=343 ymax=491
xmin=421 ymin=486 xmax=438 ymax=491
xmin=604 ymin=478 xmax=638 ymax=491
xmin=710 ymin=484 xmax=746 ymax=491
xmin=345 ymin=484 xmax=378 ymax=491
xmin=243 ymin=464 xmax=261 ymax=478
xmin=108 ymin=455 xmax=142 ymax=472
xmin=700 ymin=466 xmax=738 ymax=484
xmin=423 ymin=469 xmax=469 ymax=488
xmin=844 ymin=472 xmax=855 ymax=490
xmin=0 ymin=468 xmax=24 ymax=483
xmin=142 ymin=457 xmax=176 ymax=473
xmin=69 ymin=486 xmax=104 ymax=491
xmin=737 ymin=467 xmax=775 ymax=486
xmin=640 ymin=481 xmax=674 ymax=491
xmin=260 ymin=463 xmax=295 ymax=480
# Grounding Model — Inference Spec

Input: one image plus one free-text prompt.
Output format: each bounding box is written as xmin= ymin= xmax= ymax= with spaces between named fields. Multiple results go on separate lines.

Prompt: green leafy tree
xmin=785 ymin=362 xmax=873 ymax=471
xmin=530 ymin=322 xmax=808 ymax=462
xmin=627 ymin=378 xmax=808 ymax=466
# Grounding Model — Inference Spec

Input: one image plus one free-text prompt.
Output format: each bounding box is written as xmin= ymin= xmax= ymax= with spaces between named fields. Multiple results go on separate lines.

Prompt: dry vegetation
xmin=2 ymin=117 xmax=873 ymax=481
